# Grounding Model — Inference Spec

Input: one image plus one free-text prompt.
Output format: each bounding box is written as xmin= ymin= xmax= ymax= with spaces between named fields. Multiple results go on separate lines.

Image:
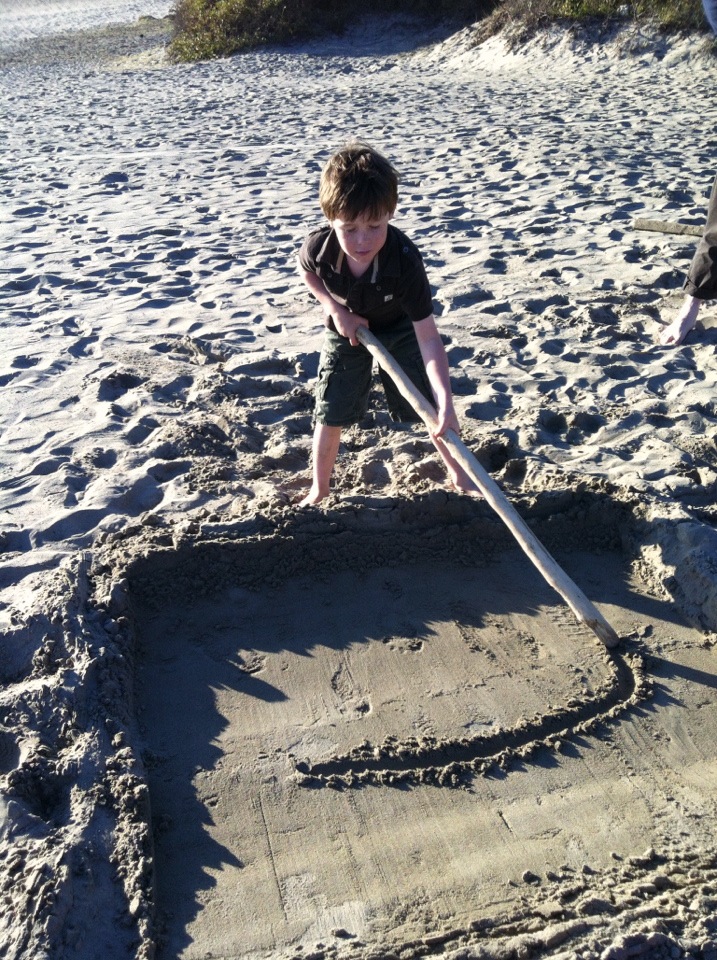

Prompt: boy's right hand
xmin=329 ymin=305 xmax=369 ymax=346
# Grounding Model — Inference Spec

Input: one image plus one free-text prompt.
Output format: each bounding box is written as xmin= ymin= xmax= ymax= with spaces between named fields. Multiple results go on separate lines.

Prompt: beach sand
xmin=2 ymin=7 xmax=717 ymax=960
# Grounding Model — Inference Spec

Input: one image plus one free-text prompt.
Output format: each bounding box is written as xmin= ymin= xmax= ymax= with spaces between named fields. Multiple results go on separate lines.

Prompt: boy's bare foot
xmin=432 ymin=437 xmax=483 ymax=498
xmin=298 ymin=486 xmax=329 ymax=507
xmin=659 ymin=297 xmax=700 ymax=346
xmin=446 ymin=468 xmax=482 ymax=498
xmin=453 ymin=482 xmax=483 ymax=498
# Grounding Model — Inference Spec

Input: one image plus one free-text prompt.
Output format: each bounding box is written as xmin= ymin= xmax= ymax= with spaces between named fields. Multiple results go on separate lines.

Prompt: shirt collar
xmin=315 ymin=225 xmax=401 ymax=282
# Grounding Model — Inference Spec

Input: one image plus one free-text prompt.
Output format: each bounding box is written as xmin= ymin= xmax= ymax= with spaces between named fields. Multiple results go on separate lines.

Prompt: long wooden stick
xmin=633 ymin=218 xmax=703 ymax=237
xmin=356 ymin=327 xmax=620 ymax=649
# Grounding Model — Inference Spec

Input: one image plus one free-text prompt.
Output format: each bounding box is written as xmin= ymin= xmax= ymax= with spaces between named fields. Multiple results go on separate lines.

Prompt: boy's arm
xmin=413 ymin=314 xmax=460 ymax=437
xmin=299 ymin=266 xmax=368 ymax=347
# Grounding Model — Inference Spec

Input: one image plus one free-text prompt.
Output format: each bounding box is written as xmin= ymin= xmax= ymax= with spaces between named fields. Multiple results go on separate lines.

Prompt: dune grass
xmin=168 ymin=0 xmax=496 ymax=61
xmin=168 ymin=0 xmax=711 ymax=62
xmin=485 ymin=0 xmax=708 ymax=38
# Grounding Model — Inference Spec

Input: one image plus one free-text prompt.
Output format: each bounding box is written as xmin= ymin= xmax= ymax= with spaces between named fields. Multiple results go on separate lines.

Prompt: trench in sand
xmin=122 ymin=496 xmax=716 ymax=958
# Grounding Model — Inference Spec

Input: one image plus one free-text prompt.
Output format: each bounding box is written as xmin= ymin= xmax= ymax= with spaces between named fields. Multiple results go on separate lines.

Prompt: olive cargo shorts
xmin=314 ymin=317 xmax=435 ymax=427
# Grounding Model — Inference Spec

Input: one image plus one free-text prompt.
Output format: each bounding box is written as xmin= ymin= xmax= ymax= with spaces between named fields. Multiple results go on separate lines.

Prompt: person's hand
xmin=331 ymin=306 xmax=369 ymax=346
xmin=433 ymin=404 xmax=460 ymax=439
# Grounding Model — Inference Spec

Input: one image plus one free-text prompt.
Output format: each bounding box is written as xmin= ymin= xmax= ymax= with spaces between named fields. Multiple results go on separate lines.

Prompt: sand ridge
xmin=3 ymin=7 xmax=717 ymax=960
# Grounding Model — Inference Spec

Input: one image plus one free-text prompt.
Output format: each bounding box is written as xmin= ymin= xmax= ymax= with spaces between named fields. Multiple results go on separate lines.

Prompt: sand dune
xmin=2 ymin=8 xmax=717 ymax=960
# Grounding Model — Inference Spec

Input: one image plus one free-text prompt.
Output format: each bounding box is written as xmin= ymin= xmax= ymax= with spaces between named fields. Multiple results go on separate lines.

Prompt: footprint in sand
xmin=68 ymin=332 xmax=99 ymax=359
xmin=465 ymin=396 xmax=511 ymax=421
xmin=125 ymin=416 xmax=159 ymax=447
xmin=147 ymin=461 xmax=190 ymax=484
xmin=97 ymin=371 xmax=146 ymax=402
xmin=603 ymin=362 xmax=640 ymax=382
xmin=449 ymin=374 xmax=478 ymax=397
xmin=86 ymin=448 xmax=117 ymax=469
xmin=534 ymin=373 xmax=568 ymax=396
xmin=99 ymin=171 xmax=129 ymax=189
xmin=12 ymin=204 xmax=47 ymax=219
xmin=481 ymin=300 xmax=512 ymax=316
xmin=538 ymin=409 xmax=568 ymax=435
xmin=4 ymin=274 xmax=41 ymax=292
xmin=331 ymin=660 xmax=373 ymax=718
xmin=448 ymin=288 xmax=495 ymax=309
xmin=525 ymin=293 xmax=571 ymax=315
xmin=570 ymin=411 xmax=605 ymax=435
xmin=540 ymin=338 xmax=566 ymax=357
xmin=484 ymin=254 xmax=508 ymax=274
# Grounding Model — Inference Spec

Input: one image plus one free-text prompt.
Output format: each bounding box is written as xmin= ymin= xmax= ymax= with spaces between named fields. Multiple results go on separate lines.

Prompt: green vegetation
xmin=169 ymin=0 xmax=710 ymax=62
xmin=484 ymin=0 xmax=708 ymax=38
xmin=168 ymin=0 xmax=497 ymax=61
xmin=558 ymin=0 xmax=703 ymax=21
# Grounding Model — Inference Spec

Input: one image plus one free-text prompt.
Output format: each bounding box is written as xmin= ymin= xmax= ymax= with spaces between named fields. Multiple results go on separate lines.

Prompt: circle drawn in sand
xmin=295 ymin=649 xmax=650 ymax=789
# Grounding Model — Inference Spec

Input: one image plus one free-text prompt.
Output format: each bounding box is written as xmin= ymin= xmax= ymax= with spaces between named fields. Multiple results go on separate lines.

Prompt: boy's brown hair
xmin=319 ymin=140 xmax=399 ymax=222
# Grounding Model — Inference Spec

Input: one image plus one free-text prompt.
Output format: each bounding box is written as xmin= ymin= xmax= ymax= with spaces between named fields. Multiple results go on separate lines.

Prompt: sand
xmin=2 ymin=5 xmax=717 ymax=960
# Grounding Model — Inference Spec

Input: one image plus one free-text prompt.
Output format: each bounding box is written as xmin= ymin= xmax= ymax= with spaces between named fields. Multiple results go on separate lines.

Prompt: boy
xmin=298 ymin=140 xmax=477 ymax=506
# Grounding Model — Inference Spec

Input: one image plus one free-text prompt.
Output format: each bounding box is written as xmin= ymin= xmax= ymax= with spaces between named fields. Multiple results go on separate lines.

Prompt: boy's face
xmin=331 ymin=211 xmax=391 ymax=275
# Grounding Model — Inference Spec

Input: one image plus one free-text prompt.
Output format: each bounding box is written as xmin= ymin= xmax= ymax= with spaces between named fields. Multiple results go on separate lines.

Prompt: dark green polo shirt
xmin=299 ymin=224 xmax=434 ymax=333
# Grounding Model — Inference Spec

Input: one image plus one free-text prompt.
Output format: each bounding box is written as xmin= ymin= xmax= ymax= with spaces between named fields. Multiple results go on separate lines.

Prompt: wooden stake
xmin=356 ymin=327 xmax=620 ymax=649
xmin=633 ymin=218 xmax=703 ymax=237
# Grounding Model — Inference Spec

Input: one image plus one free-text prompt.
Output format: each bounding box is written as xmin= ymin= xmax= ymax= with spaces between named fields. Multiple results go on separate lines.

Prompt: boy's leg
xmin=378 ymin=322 xmax=480 ymax=495
xmin=300 ymin=423 xmax=343 ymax=506
xmin=300 ymin=330 xmax=372 ymax=505
xmin=431 ymin=436 xmax=480 ymax=495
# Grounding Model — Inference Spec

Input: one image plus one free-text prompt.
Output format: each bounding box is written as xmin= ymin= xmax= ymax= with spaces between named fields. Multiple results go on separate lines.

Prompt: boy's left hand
xmin=433 ymin=405 xmax=460 ymax=439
